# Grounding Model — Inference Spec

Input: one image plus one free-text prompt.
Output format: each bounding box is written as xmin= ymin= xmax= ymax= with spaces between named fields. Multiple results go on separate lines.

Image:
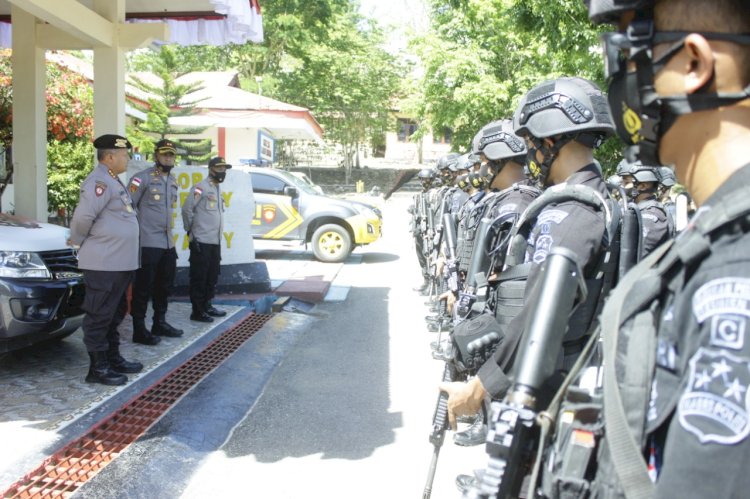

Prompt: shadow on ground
xmin=223 ymin=286 xmax=399 ymax=462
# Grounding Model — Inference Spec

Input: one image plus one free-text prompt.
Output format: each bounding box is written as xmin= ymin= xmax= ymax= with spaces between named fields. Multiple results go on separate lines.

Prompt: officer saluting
xmin=181 ymin=157 xmax=230 ymax=322
xmin=69 ymin=134 xmax=142 ymax=386
xmin=127 ymin=139 xmax=183 ymax=345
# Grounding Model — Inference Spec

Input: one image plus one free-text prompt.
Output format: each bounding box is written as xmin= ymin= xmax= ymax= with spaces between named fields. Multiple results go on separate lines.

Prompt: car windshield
xmin=275 ymin=170 xmax=319 ymax=195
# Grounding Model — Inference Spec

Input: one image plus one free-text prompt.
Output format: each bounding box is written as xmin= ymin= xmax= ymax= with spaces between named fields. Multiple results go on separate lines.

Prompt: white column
xmin=92 ymin=0 xmax=125 ymax=138
xmin=11 ymin=6 xmax=47 ymax=220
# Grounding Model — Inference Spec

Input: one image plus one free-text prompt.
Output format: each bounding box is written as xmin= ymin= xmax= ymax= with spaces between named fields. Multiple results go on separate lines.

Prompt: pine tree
xmin=128 ymin=46 xmax=213 ymax=164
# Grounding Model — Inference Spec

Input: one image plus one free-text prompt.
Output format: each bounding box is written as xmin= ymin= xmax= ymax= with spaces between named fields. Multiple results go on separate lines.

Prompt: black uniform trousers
xmin=81 ymin=270 xmax=133 ymax=352
xmin=131 ymin=247 xmax=177 ymax=320
xmin=414 ymin=231 xmax=428 ymax=275
xmin=188 ymin=241 xmax=221 ymax=314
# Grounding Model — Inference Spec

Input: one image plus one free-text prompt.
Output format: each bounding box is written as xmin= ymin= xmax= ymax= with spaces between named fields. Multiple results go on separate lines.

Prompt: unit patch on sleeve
xmin=678 ymin=347 xmax=750 ymax=445
xmin=693 ymin=277 xmax=750 ymax=323
xmin=94 ymin=181 xmax=107 ymax=197
xmin=495 ymin=203 xmax=518 ymax=217
xmin=536 ymin=209 xmax=569 ymax=226
xmin=532 ymin=235 xmax=554 ymax=264
xmin=194 ymin=186 xmax=203 ymax=198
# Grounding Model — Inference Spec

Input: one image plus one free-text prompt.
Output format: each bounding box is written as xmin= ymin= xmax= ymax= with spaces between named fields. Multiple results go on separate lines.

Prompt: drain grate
xmin=3 ymin=312 xmax=273 ymax=499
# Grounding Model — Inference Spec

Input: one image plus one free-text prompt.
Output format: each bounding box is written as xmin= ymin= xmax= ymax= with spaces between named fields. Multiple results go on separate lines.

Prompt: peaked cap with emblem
xmin=208 ymin=156 xmax=232 ymax=169
xmin=93 ymin=134 xmax=132 ymax=150
xmin=155 ymin=138 xmax=177 ymax=154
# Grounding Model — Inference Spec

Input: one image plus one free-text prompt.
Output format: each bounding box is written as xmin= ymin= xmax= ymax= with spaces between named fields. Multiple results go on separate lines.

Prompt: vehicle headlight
xmin=0 ymin=251 xmax=52 ymax=278
xmin=354 ymin=204 xmax=378 ymax=220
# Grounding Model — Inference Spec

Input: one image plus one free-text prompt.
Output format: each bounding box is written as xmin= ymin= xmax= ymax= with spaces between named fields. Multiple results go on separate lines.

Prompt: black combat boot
xmin=132 ymin=317 xmax=161 ymax=345
xmin=412 ymin=275 xmax=430 ymax=293
xmin=453 ymin=412 xmax=487 ymax=446
xmin=205 ymin=304 xmax=226 ymax=317
xmin=152 ymin=314 xmax=184 ymax=337
xmin=85 ymin=351 xmax=128 ymax=386
xmin=107 ymin=345 xmax=143 ymax=374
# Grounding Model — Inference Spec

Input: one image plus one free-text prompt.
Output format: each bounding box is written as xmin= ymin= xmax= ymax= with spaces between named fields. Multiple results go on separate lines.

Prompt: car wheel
xmin=312 ymin=224 xmax=352 ymax=263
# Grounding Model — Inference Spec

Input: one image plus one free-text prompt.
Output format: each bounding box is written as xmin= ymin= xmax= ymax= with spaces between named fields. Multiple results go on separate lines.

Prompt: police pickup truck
xmin=248 ymin=167 xmax=382 ymax=263
xmin=0 ymin=213 xmax=84 ymax=352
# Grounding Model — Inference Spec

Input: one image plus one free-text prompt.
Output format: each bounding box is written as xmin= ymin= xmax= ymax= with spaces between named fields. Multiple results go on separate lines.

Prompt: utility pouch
xmin=541 ymin=388 xmax=604 ymax=499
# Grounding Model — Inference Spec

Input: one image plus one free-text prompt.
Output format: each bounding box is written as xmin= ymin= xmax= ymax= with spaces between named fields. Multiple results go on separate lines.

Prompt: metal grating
xmin=3 ymin=312 xmax=273 ymax=499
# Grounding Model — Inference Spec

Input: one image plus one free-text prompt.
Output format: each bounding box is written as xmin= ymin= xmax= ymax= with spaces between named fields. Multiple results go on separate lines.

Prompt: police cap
xmin=155 ymin=139 xmax=177 ymax=154
xmin=208 ymin=156 xmax=232 ymax=169
xmin=93 ymin=134 xmax=132 ymax=150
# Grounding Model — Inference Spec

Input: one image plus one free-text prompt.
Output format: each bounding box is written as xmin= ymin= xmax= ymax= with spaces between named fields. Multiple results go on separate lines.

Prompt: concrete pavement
xmin=0 ymin=192 xmax=490 ymax=499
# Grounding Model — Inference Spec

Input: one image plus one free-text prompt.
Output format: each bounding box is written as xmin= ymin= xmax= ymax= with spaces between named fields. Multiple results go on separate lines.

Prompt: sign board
xmin=126 ymin=162 xmax=256 ymax=267
xmin=258 ymin=131 xmax=275 ymax=163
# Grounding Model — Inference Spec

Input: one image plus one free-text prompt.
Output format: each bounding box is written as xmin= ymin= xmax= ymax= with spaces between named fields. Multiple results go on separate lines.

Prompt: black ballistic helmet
xmin=472 ymin=127 xmax=486 ymax=155
xmin=479 ymin=119 xmax=527 ymax=162
xmin=437 ymin=153 xmax=461 ymax=171
xmin=616 ymin=158 xmax=659 ymax=183
xmin=585 ymin=0 xmax=652 ymax=25
xmin=417 ymin=168 xmax=436 ymax=180
xmin=657 ymin=166 xmax=676 ymax=188
xmin=513 ymin=77 xmax=615 ymax=141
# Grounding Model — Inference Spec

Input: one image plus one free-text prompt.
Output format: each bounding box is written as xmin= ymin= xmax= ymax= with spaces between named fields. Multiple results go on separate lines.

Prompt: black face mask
xmin=210 ymin=171 xmax=226 ymax=183
xmin=525 ymin=137 xmax=571 ymax=189
xmin=604 ymin=24 xmax=750 ymax=165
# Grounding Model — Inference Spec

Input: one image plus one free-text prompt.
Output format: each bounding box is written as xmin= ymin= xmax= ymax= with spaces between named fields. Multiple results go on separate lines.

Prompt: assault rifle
xmin=466 ymin=247 xmax=587 ymax=499
xmin=443 ymin=212 xmax=461 ymax=296
xmin=422 ymin=194 xmax=433 ymax=267
xmin=422 ymin=362 xmax=456 ymax=499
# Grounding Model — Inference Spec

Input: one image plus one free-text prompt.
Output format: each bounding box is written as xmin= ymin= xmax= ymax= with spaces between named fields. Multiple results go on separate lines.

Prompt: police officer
xmin=448 ymin=119 xmax=541 ymax=454
xmin=69 ymin=134 xmax=142 ymax=386
xmin=557 ymin=1 xmax=750 ymax=497
xmin=182 ymin=157 xmax=230 ymax=322
xmin=412 ymin=168 xmax=436 ymax=294
xmin=441 ymin=77 xmax=616 ymax=460
xmin=616 ymin=158 xmax=672 ymax=256
xmin=127 ymin=139 xmax=183 ymax=345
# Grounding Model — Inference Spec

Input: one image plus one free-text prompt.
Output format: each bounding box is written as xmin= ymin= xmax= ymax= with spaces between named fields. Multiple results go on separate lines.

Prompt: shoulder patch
xmin=537 ymin=209 xmax=569 ymax=226
xmin=94 ymin=181 xmax=107 ymax=197
xmin=496 ymin=203 xmax=518 ymax=217
xmin=532 ymin=234 xmax=554 ymax=264
xmin=194 ymin=186 xmax=203 ymax=197
xmin=710 ymin=314 xmax=746 ymax=351
xmin=693 ymin=277 xmax=750 ymax=323
xmin=678 ymin=347 xmax=750 ymax=445
xmin=129 ymin=177 xmax=142 ymax=193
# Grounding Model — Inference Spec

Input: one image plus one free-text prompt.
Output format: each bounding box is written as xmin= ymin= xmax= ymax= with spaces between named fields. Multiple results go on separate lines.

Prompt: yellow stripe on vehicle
xmin=262 ymin=202 xmax=304 ymax=239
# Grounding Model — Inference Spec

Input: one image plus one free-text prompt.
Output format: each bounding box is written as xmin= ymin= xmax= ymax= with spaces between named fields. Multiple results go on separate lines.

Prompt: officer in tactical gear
xmin=449 ymin=119 xmax=541 ymax=448
xmin=530 ymin=1 xmax=750 ymax=498
xmin=412 ymin=168 xmax=437 ymax=294
xmin=69 ymin=134 xmax=143 ymax=386
xmin=182 ymin=157 xmax=231 ymax=323
xmin=656 ymin=165 xmax=680 ymax=231
xmin=616 ymin=158 xmax=673 ymax=255
xmin=443 ymin=78 xmax=618 ymax=494
xmin=127 ymin=139 xmax=184 ymax=345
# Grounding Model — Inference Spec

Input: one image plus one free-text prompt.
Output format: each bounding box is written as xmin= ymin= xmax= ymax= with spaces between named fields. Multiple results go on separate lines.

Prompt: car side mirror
xmin=284 ymin=185 xmax=298 ymax=198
